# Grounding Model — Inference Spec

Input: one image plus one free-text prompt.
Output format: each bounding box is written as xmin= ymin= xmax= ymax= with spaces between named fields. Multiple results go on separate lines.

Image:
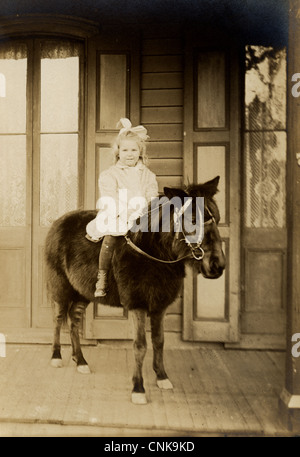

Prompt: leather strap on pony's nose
xmin=178 ymin=201 xmax=216 ymax=260
xmin=189 ymin=205 xmax=216 ymax=260
xmin=176 ymin=197 xmax=205 ymax=250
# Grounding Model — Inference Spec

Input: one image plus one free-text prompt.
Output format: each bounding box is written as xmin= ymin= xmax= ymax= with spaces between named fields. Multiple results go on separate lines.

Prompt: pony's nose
xmin=219 ymin=252 xmax=226 ymax=269
xmin=211 ymin=254 xmax=226 ymax=276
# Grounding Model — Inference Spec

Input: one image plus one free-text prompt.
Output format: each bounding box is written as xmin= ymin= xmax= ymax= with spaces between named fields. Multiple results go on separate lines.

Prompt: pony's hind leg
xmin=51 ymin=301 xmax=66 ymax=368
xmin=69 ymin=301 xmax=91 ymax=374
xmin=150 ymin=310 xmax=173 ymax=390
xmin=131 ymin=308 xmax=147 ymax=404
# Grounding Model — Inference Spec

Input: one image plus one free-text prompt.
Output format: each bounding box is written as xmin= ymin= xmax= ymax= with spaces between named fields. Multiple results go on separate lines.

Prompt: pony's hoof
xmin=131 ymin=392 xmax=147 ymax=405
xmin=77 ymin=364 xmax=91 ymax=374
xmin=157 ymin=378 xmax=173 ymax=390
xmin=51 ymin=358 xmax=63 ymax=368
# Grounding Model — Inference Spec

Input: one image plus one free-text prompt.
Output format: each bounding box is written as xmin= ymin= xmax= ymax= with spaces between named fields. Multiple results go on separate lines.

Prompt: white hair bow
xmin=117 ymin=118 xmax=149 ymax=141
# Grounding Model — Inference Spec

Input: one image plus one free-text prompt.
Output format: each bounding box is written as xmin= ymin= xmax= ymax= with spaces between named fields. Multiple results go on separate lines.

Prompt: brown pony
xmin=45 ymin=176 xmax=225 ymax=404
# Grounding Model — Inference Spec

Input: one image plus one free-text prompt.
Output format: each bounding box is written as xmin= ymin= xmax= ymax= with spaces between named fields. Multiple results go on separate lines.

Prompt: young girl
xmin=86 ymin=118 xmax=159 ymax=297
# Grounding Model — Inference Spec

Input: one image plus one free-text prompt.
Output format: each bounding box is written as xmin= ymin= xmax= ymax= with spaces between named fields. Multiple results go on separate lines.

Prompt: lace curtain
xmin=40 ymin=40 xmax=82 ymax=59
xmin=40 ymin=135 xmax=78 ymax=227
xmin=0 ymin=43 xmax=27 ymax=60
xmin=0 ymin=40 xmax=81 ymax=59
xmin=0 ymin=136 xmax=26 ymax=226
xmin=0 ymin=39 xmax=81 ymax=227
xmin=0 ymin=42 xmax=27 ymax=226
xmin=39 ymin=40 xmax=81 ymax=226
xmin=244 ymin=46 xmax=286 ymax=228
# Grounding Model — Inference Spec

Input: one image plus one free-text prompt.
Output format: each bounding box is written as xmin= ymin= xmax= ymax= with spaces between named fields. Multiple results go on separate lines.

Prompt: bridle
xmin=177 ymin=199 xmax=216 ymax=261
xmin=124 ymin=199 xmax=216 ymax=263
xmin=124 ymin=198 xmax=216 ymax=264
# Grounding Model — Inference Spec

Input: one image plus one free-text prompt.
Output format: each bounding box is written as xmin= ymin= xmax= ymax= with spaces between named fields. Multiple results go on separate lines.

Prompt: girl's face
xmin=118 ymin=139 xmax=140 ymax=167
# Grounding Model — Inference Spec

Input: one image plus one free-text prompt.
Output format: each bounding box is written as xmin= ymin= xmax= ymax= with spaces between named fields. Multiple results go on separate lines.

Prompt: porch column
xmin=279 ymin=0 xmax=300 ymax=432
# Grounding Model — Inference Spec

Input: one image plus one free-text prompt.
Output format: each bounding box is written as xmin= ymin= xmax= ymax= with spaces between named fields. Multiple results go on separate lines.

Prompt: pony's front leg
xmin=69 ymin=301 xmax=91 ymax=374
xmin=131 ymin=308 xmax=147 ymax=404
xmin=150 ymin=310 xmax=173 ymax=390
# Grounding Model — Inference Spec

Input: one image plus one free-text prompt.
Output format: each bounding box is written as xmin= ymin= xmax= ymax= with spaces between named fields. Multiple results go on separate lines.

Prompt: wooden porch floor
xmin=0 ymin=343 xmax=293 ymax=437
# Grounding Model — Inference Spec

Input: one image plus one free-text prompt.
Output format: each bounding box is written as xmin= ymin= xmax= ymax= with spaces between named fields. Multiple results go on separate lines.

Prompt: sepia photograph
xmin=0 ymin=0 xmax=299 ymax=441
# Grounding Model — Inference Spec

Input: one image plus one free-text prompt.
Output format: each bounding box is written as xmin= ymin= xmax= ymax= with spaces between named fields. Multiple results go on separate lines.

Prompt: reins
xmin=124 ymin=235 xmax=192 ymax=264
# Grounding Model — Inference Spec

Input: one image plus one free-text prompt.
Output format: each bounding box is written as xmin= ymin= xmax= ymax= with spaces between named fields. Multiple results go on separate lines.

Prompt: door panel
xmin=183 ymin=38 xmax=240 ymax=342
xmin=39 ymin=134 xmax=79 ymax=225
xmin=32 ymin=39 xmax=83 ymax=328
xmin=0 ymin=135 xmax=27 ymax=225
xmin=243 ymin=248 xmax=286 ymax=332
xmin=195 ymin=240 xmax=227 ymax=319
xmin=195 ymin=50 xmax=228 ymax=129
xmin=0 ymin=45 xmax=27 ymax=133
xmin=40 ymin=48 xmax=80 ymax=132
xmin=97 ymin=54 xmax=128 ymax=130
xmin=195 ymin=144 xmax=228 ymax=224
xmin=0 ymin=41 xmax=31 ymax=328
xmin=0 ymin=38 xmax=84 ymax=329
xmin=84 ymin=32 xmax=140 ymax=339
xmin=241 ymin=46 xmax=287 ymax=348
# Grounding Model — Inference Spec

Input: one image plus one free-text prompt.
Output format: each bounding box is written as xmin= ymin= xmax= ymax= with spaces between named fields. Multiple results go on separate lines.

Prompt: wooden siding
xmin=141 ymin=32 xmax=184 ymax=330
xmin=141 ymin=33 xmax=184 ymax=193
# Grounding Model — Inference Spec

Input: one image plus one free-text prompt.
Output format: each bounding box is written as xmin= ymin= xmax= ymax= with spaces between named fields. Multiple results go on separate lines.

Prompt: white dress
xmin=86 ymin=160 xmax=158 ymax=240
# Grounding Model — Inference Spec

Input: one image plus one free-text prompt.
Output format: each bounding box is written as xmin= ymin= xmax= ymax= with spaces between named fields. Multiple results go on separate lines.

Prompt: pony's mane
xmin=185 ymin=182 xmax=219 ymax=198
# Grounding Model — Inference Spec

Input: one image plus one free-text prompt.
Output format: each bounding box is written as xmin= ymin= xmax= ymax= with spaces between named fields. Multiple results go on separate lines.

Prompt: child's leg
xmin=95 ymin=235 xmax=117 ymax=297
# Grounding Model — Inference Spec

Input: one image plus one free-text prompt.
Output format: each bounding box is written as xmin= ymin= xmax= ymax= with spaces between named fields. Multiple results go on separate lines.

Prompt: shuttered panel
xmin=85 ymin=32 xmax=140 ymax=339
xmin=183 ymin=38 xmax=240 ymax=343
xmin=0 ymin=42 xmax=30 ymax=328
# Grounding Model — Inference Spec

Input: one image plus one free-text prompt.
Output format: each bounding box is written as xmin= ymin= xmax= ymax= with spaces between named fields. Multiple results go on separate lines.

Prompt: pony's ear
xmin=164 ymin=187 xmax=189 ymax=202
xmin=202 ymin=176 xmax=220 ymax=196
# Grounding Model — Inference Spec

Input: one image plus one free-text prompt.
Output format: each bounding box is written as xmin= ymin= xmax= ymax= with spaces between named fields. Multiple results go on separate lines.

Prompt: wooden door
xmin=84 ymin=31 xmax=140 ymax=339
xmin=0 ymin=40 xmax=32 ymax=328
xmin=240 ymin=45 xmax=287 ymax=349
xmin=183 ymin=37 xmax=240 ymax=342
xmin=0 ymin=38 xmax=84 ymax=330
xmin=31 ymin=39 xmax=84 ymax=328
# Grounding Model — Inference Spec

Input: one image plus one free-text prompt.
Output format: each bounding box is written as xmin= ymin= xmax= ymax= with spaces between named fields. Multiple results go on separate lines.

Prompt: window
xmin=244 ymin=45 xmax=287 ymax=228
xmin=39 ymin=40 xmax=82 ymax=226
xmin=0 ymin=39 xmax=83 ymax=227
xmin=0 ymin=43 xmax=27 ymax=226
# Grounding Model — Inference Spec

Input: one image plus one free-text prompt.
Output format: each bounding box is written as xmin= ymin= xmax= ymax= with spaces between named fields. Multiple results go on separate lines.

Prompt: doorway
xmin=0 ymin=38 xmax=84 ymax=328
